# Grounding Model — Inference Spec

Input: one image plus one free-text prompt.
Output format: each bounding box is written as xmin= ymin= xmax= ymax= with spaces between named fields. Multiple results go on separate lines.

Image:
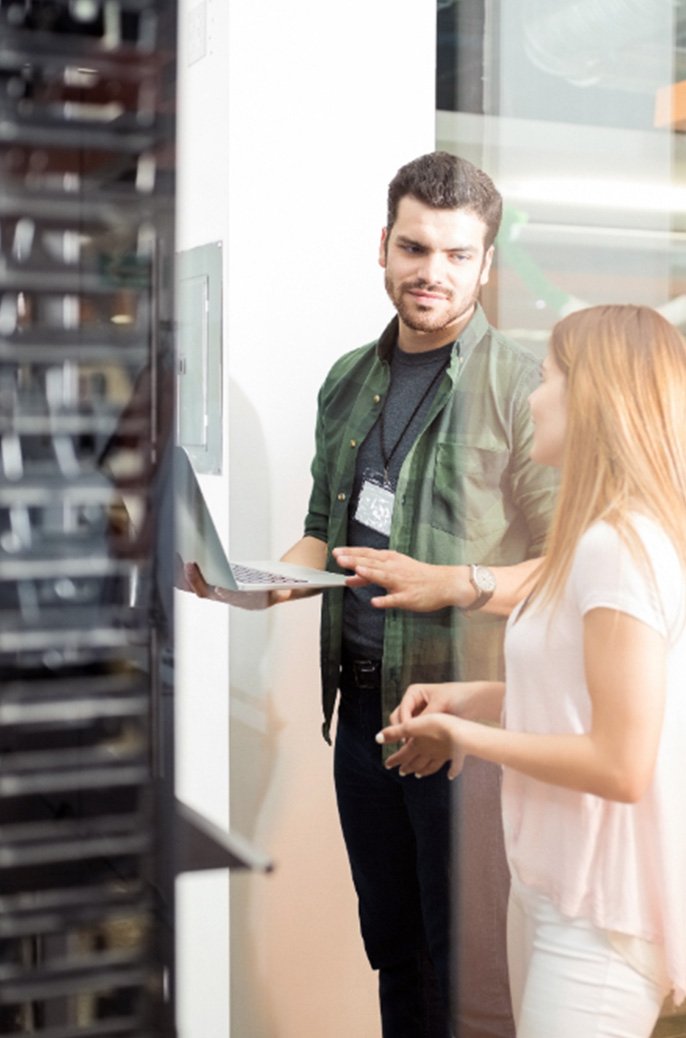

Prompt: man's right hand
xmin=181 ymin=561 xmax=292 ymax=610
xmin=177 ymin=536 xmax=331 ymax=610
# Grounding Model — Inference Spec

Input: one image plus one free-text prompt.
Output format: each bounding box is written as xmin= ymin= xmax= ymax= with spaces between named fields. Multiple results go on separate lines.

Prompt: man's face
xmin=379 ymin=195 xmax=493 ymax=349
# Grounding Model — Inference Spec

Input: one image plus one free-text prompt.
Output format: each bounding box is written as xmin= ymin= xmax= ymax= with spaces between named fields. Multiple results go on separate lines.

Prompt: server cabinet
xmin=0 ymin=2 xmax=177 ymax=1033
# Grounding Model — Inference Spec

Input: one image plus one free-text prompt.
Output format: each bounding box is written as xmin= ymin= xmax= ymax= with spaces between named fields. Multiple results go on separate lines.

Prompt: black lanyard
xmin=379 ymin=354 xmax=450 ymax=481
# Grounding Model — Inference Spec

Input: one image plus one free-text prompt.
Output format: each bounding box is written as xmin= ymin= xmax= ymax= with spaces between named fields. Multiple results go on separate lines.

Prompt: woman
xmin=377 ymin=304 xmax=686 ymax=1037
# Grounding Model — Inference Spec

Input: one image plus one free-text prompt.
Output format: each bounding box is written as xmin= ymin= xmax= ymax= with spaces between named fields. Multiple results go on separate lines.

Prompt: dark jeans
xmin=334 ymin=679 xmax=516 ymax=1038
xmin=334 ymin=680 xmax=453 ymax=1038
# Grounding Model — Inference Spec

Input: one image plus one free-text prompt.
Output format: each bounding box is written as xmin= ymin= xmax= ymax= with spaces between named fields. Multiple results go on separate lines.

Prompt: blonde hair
xmin=526 ymin=304 xmax=686 ymax=612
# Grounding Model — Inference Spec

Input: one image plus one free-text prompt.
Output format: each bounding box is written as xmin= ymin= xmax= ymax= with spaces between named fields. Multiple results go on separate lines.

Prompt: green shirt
xmin=304 ymin=304 xmax=558 ymax=743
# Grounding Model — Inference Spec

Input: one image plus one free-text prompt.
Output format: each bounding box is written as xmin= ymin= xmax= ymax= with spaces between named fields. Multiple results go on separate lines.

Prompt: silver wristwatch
xmin=463 ymin=563 xmax=496 ymax=611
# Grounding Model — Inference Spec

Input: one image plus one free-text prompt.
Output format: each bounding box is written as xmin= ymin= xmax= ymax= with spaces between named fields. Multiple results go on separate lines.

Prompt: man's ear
xmin=480 ymin=244 xmax=494 ymax=286
xmin=378 ymin=227 xmax=388 ymax=269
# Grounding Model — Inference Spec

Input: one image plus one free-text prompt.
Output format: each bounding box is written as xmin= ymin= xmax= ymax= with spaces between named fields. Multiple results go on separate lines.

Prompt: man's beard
xmin=385 ymin=273 xmax=478 ymax=334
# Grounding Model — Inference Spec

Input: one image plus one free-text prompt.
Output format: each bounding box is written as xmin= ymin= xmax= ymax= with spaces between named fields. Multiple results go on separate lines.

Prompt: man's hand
xmin=177 ymin=536 xmax=330 ymax=610
xmin=333 ymin=547 xmax=542 ymax=616
xmin=181 ymin=561 xmax=291 ymax=610
xmin=333 ymin=547 xmax=466 ymax=611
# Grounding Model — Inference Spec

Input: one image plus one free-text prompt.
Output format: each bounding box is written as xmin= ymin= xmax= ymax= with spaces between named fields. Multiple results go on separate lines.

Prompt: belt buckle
xmin=352 ymin=658 xmax=379 ymax=690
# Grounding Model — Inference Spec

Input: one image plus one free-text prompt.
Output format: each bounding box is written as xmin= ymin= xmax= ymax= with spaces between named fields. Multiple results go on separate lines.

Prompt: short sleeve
xmin=570 ymin=519 xmax=683 ymax=639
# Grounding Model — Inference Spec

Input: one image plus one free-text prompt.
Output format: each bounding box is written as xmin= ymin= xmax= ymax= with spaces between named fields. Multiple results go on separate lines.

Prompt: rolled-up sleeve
xmin=303 ymin=384 xmax=331 ymax=544
xmin=508 ymin=367 xmax=559 ymax=556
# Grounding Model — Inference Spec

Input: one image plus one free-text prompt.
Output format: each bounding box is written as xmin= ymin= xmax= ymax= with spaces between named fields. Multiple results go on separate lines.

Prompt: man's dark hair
xmin=386 ymin=151 xmax=503 ymax=249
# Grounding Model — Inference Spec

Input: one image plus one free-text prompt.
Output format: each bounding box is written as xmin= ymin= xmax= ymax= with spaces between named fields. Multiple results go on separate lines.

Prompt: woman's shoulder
xmin=578 ymin=514 xmax=677 ymax=564
xmin=573 ymin=515 xmax=683 ymax=629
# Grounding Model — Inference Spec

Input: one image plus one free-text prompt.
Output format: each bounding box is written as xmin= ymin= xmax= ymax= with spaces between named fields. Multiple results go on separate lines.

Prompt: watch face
xmin=475 ymin=566 xmax=496 ymax=592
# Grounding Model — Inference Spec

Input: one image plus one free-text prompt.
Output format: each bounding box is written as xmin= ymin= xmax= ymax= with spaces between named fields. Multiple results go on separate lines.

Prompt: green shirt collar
xmin=375 ymin=302 xmax=489 ymax=365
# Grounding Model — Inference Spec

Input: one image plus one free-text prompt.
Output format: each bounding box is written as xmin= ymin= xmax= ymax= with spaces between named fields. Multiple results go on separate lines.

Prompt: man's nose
xmin=416 ymin=251 xmax=445 ymax=285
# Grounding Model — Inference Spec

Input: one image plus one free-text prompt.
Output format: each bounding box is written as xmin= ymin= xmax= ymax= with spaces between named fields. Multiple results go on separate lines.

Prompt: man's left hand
xmin=333 ymin=546 xmax=471 ymax=612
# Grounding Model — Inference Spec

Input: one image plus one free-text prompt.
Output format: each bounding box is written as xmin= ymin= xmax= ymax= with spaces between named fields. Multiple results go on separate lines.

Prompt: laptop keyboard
xmin=230 ymin=564 xmax=308 ymax=586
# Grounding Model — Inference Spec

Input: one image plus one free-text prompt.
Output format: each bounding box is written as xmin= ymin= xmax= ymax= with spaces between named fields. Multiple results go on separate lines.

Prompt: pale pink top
xmin=502 ymin=516 xmax=686 ymax=1003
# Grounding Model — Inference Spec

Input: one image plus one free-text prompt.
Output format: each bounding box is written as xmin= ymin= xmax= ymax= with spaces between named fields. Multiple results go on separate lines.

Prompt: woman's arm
xmin=381 ymin=608 xmax=666 ymax=800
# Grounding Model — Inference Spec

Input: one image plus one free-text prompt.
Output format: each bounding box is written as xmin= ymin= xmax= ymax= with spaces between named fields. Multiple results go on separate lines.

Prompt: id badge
xmin=355 ymin=475 xmax=395 ymax=536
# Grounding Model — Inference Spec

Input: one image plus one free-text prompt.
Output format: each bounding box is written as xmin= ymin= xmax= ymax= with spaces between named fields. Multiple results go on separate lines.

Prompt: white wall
xmin=175 ymin=2 xmax=436 ymax=1034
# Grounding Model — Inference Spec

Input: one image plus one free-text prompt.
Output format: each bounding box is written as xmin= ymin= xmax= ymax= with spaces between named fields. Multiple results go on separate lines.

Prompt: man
xmin=188 ymin=152 xmax=557 ymax=1037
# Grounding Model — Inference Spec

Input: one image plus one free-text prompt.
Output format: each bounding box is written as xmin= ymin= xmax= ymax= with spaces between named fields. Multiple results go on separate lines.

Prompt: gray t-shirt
xmin=342 ymin=340 xmax=453 ymax=658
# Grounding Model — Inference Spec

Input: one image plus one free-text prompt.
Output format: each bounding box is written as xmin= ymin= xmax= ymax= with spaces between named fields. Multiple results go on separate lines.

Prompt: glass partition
xmin=438 ymin=0 xmax=686 ymax=359
xmin=438 ymin=3 xmax=686 ymax=1033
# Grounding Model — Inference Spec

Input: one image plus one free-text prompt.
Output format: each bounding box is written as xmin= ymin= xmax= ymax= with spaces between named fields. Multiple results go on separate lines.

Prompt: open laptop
xmin=174 ymin=446 xmax=348 ymax=592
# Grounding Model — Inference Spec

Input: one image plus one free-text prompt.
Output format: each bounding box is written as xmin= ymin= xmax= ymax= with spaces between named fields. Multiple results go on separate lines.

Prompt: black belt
xmin=341 ymin=655 xmax=382 ymax=691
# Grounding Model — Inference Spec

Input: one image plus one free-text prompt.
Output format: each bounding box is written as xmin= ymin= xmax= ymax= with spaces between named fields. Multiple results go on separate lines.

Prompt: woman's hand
xmin=390 ymin=680 xmax=505 ymax=726
xmin=377 ymin=714 xmax=466 ymax=779
xmin=378 ymin=680 xmax=506 ymax=780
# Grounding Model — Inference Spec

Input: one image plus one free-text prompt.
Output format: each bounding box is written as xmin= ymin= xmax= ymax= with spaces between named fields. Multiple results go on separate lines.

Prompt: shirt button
xmin=372 ymin=394 xmax=381 ymax=404
xmin=350 ymin=439 xmax=357 ymax=448
xmin=337 ymin=492 xmax=346 ymax=502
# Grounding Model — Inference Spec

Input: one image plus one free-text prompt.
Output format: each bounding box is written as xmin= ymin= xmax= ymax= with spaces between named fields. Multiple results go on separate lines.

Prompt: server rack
xmin=0 ymin=2 xmax=177 ymax=1033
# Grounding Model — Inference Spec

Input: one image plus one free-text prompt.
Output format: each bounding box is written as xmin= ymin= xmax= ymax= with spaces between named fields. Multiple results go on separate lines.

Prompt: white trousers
xmin=507 ymin=876 xmax=666 ymax=1038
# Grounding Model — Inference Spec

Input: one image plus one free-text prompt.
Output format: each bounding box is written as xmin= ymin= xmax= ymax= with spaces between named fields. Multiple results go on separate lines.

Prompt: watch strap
xmin=463 ymin=563 xmax=496 ymax=612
